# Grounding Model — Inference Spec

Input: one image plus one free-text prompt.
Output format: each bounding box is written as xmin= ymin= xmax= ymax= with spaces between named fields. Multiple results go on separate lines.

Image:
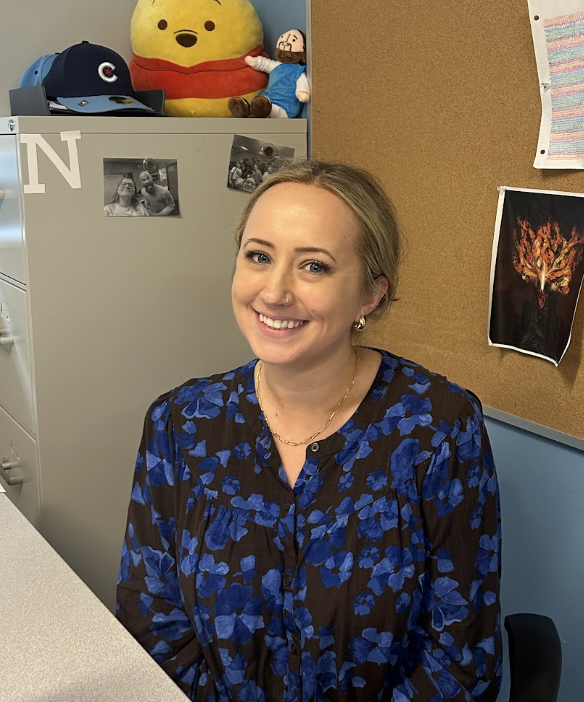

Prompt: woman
xmin=116 ymin=160 xmax=501 ymax=701
xmin=104 ymin=177 xmax=149 ymax=217
xmin=229 ymin=162 xmax=243 ymax=188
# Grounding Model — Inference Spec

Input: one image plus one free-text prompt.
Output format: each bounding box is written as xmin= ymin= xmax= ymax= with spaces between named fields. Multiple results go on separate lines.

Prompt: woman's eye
xmin=305 ymin=260 xmax=329 ymax=274
xmin=245 ymin=251 xmax=270 ymax=264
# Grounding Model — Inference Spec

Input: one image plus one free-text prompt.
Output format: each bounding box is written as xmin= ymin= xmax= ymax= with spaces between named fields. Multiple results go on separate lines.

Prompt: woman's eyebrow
xmin=294 ymin=246 xmax=337 ymax=262
xmin=245 ymin=237 xmax=274 ymax=248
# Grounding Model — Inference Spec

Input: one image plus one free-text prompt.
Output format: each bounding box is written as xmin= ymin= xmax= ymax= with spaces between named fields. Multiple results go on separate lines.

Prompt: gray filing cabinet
xmin=0 ymin=115 xmax=307 ymax=609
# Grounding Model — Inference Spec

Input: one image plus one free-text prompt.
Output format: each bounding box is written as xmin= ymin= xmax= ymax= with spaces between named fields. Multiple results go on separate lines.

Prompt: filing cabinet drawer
xmin=0 ymin=135 xmax=25 ymax=285
xmin=0 ymin=277 xmax=34 ymax=434
xmin=0 ymin=403 xmax=40 ymax=527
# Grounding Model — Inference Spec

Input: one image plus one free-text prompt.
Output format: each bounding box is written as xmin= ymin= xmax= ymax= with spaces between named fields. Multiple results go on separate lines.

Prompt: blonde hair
xmin=233 ymin=159 xmax=402 ymax=321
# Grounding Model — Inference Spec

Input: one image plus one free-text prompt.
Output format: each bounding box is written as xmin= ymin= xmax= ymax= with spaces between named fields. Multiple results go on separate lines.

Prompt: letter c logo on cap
xmin=98 ymin=62 xmax=118 ymax=83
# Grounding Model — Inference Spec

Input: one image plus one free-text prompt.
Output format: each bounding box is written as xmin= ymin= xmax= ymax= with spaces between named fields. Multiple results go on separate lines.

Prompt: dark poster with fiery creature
xmin=489 ymin=187 xmax=584 ymax=366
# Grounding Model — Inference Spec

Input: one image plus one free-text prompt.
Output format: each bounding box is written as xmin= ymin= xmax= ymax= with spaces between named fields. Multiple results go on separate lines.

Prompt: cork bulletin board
xmin=311 ymin=0 xmax=584 ymax=446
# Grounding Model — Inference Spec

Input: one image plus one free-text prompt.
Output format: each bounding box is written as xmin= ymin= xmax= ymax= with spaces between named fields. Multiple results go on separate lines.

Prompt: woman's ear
xmin=361 ymin=276 xmax=389 ymax=317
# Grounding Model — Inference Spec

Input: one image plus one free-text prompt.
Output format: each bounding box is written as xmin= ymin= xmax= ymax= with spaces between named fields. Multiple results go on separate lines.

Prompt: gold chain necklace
xmin=255 ymin=348 xmax=360 ymax=446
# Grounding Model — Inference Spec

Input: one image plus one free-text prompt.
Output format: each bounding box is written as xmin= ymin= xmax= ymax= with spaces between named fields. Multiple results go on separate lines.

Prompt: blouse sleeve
xmin=397 ymin=396 xmax=502 ymax=701
xmin=116 ymin=394 xmax=200 ymax=694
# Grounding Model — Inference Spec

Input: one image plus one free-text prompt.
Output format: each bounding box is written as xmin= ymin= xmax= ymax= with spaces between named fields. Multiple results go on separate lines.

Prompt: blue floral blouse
xmin=116 ymin=348 xmax=502 ymax=701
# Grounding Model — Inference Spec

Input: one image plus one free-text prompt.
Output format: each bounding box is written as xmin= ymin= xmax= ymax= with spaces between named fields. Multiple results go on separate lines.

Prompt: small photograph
xmin=227 ymin=135 xmax=295 ymax=193
xmin=103 ymin=158 xmax=180 ymax=217
xmin=488 ymin=186 xmax=584 ymax=366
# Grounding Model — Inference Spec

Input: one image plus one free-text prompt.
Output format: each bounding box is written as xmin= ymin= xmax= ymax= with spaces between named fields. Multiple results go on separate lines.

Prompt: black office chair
xmin=505 ymin=613 xmax=562 ymax=702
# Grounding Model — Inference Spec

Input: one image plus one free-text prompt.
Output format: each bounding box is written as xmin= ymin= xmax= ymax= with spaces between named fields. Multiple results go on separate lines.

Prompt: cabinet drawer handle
xmin=0 ymin=459 xmax=23 ymax=486
xmin=0 ymin=332 xmax=14 ymax=347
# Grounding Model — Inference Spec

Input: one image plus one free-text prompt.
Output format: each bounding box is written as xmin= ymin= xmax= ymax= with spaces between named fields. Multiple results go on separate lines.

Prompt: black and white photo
xmin=103 ymin=158 xmax=180 ymax=217
xmin=227 ymin=135 xmax=295 ymax=193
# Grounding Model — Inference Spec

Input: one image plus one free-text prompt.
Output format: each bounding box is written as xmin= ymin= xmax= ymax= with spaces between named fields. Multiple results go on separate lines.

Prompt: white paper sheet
xmin=529 ymin=0 xmax=584 ymax=168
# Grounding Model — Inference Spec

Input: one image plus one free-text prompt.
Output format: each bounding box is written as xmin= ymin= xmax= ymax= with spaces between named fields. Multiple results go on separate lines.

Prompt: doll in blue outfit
xmin=229 ymin=29 xmax=310 ymax=118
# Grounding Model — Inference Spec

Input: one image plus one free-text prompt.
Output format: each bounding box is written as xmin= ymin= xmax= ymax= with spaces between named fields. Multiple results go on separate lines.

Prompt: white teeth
xmin=259 ymin=313 xmax=305 ymax=329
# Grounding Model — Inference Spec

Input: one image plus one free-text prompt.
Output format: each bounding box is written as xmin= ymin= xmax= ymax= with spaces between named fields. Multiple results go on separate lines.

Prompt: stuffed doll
xmin=228 ymin=29 xmax=310 ymax=119
xmin=129 ymin=0 xmax=269 ymax=117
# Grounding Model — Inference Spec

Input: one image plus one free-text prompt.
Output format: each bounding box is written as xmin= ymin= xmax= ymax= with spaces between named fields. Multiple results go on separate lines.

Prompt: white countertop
xmin=0 ymin=494 xmax=189 ymax=701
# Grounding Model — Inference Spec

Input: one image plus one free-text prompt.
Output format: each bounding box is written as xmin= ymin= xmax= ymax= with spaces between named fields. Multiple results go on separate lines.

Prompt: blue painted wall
xmin=486 ymin=417 xmax=580 ymax=702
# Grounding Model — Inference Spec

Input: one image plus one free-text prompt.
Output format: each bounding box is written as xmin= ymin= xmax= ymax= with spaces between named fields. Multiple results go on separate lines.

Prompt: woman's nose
xmin=261 ymin=266 xmax=292 ymax=306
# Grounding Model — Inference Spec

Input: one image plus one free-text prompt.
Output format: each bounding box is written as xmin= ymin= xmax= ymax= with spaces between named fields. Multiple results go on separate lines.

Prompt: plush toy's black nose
xmin=176 ymin=33 xmax=198 ymax=48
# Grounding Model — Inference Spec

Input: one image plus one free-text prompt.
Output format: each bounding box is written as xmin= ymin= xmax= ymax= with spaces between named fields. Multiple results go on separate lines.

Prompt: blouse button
xmin=290 ymin=642 xmax=299 ymax=656
xmin=283 ymin=572 xmax=292 ymax=587
xmin=310 ymin=442 xmax=319 ymax=452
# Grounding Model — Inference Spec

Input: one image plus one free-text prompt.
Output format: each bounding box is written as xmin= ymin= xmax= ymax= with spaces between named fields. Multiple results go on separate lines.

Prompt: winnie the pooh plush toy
xmin=129 ymin=0 xmax=269 ymax=117
xmin=228 ymin=29 xmax=310 ymax=118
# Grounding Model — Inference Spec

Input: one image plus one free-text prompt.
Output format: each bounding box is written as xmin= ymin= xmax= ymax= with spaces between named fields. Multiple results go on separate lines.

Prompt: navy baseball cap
xmin=19 ymin=54 xmax=59 ymax=88
xmin=42 ymin=41 xmax=155 ymax=115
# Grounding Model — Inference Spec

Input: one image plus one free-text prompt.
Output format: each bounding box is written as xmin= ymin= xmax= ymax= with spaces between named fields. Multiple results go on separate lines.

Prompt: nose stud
xmin=284 ymin=297 xmax=290 ymax=307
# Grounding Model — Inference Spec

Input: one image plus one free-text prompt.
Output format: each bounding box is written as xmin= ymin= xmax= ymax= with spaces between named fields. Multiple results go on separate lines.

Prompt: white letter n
xmin=20 ymin=131 xmax=82 ymax=194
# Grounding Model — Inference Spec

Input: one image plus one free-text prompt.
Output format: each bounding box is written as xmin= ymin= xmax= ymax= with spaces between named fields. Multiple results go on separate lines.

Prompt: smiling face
xmin=139 ymin=172 xmax=155 ymax=192
xmin=275 ymin=29 xmax=306 ymax=64
xmin=276 ymin=29 xmax=305 ymax=53
xmin=232 ymin=183 xmax=385 ymax=370
xmin=131 ymin=0 xmax=264 ymax=66
xmin=117 ymin=178 xmax=136 ymax=199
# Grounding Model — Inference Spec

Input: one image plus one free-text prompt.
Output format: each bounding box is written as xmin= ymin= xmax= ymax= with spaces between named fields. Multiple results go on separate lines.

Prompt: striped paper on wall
xmin=530 ymin=0 xmax=584 ymax=168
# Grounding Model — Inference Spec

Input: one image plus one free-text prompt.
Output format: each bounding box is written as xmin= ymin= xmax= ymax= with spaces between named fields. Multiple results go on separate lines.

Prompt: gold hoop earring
xmin=353 ymin=316 xmax=366 ymax=331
